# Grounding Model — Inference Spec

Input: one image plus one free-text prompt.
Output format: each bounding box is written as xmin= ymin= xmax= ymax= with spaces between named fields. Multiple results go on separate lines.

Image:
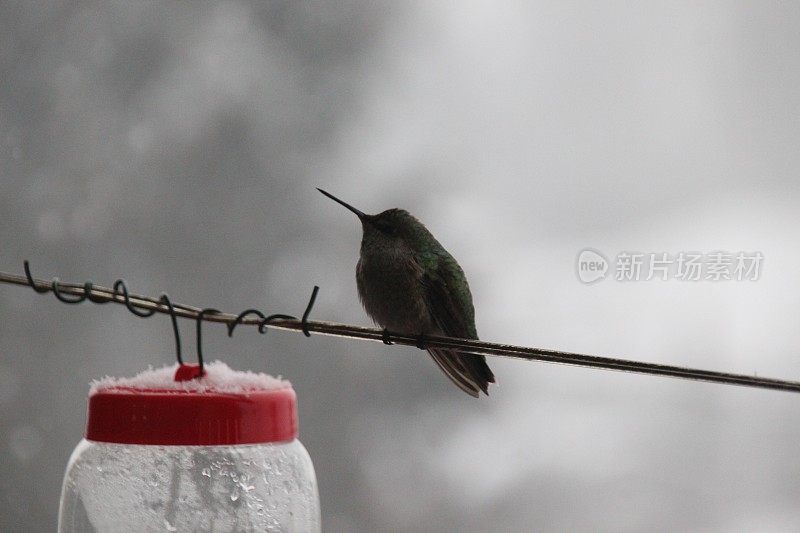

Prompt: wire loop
xmin=52 ymin=279 xmax=86 ymax=304
xmin=261 ymin=314 xmax=296 ymax=333
xmin=84 ymin=282 xmax=107 ymax=303
xmin=227 ymin=309 xmax=267 ymax=337
xmin=112 ymin=280 xmax=157 ymax=317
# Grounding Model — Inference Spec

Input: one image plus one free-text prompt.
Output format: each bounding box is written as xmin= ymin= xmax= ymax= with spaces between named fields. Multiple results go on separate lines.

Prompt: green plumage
xmin=318 ymin=189 xmax=494 ymax=397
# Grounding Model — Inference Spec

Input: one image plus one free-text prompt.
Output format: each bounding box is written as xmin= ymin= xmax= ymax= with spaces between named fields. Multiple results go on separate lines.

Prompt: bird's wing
xmin=421 ymin=253 xmax=477 ymax=339
xmin=422 ymin=253 xmax=494 ymax=396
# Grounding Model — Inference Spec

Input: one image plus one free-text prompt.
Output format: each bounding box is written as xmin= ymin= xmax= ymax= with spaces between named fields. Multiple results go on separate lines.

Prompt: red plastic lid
xmin=85 ymin=364 xmax=298 ymax=445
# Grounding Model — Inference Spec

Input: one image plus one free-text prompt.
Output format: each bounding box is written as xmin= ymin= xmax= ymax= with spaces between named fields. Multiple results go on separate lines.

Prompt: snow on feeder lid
xmin=86 ymin=361 xmax=298 ymax=445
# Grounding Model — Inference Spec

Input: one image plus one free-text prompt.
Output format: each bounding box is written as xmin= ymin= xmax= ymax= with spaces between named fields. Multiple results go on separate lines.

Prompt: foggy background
xmin=2 ymin=1 xmax=800 ymax=531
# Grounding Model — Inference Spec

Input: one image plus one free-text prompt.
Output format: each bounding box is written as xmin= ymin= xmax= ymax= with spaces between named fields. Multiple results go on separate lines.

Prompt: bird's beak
xmin=317 ymin=188 xmax=367 ymax=220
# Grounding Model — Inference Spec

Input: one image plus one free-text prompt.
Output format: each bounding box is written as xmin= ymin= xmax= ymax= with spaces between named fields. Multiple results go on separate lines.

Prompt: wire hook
xmin=159 ymin=294 xmax=182 ymax=366
xmin=301 ymin=286 xmax=320 ymax=337
xmin=195 ymin=308 xmax=221 ymax=376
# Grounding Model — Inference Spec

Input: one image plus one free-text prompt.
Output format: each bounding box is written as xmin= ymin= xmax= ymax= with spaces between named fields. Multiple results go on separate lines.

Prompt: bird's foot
xmin=416 ymin=333 xmax=427 ymax=350
xmin=382 ymin=328 xmax=394 ymax=345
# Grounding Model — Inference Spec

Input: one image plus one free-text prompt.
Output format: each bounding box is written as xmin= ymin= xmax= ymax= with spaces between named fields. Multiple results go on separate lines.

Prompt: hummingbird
xmin=318 ymin=188 xmax=495 ymax=397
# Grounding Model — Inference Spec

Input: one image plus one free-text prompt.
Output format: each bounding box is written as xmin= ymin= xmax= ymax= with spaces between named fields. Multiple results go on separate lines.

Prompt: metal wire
xmin=1 ymin=262 xmax=799 ymax=393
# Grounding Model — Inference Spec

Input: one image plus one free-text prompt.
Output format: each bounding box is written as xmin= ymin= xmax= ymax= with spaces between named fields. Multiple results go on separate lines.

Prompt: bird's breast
xmin=356 ymin=249 xmax=433 ymax=333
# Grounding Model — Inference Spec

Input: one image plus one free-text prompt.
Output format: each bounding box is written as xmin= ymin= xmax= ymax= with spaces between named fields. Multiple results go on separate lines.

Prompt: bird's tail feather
xmin=427 ymin=348 xmax=495 ymax=398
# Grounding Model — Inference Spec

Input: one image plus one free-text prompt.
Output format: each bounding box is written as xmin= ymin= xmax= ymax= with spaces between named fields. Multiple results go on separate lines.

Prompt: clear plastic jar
xmin=58 ymin=362 xmax=320 ymax=533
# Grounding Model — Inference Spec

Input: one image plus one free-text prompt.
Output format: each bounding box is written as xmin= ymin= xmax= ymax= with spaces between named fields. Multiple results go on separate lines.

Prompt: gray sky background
xmin=2 ymin=2 xmax=800 ymax=531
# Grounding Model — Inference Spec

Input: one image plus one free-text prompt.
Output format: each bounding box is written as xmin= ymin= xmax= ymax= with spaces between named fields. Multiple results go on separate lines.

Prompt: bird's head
xmin=317 ymin=188 xmax=425 ymax=249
